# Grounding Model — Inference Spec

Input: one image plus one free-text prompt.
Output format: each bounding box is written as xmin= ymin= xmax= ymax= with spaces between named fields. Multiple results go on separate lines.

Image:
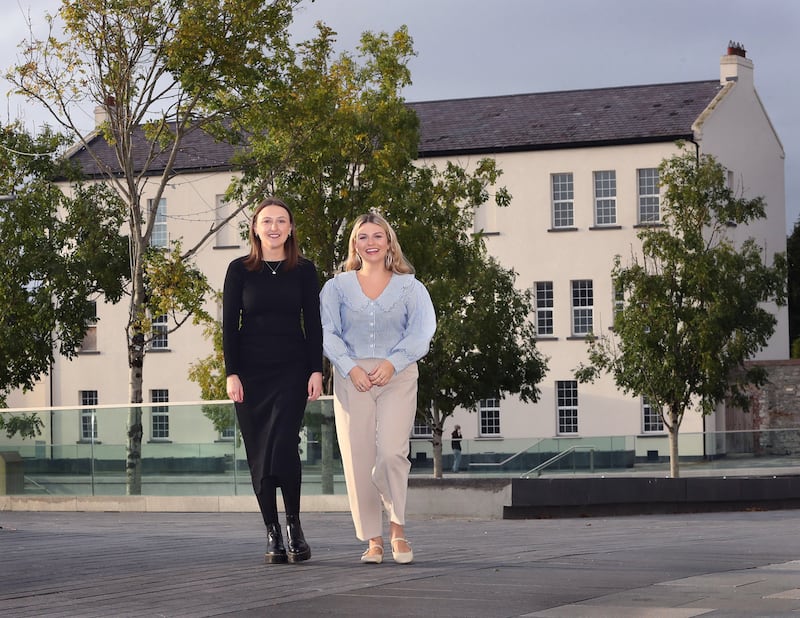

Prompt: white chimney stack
xmin=720 ymin=41 xmax=754 ymax=89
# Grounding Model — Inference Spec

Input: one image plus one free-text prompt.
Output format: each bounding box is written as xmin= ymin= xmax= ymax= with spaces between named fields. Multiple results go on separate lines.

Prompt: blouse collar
xmin=338 ymin=270 xmax=415 ymax=312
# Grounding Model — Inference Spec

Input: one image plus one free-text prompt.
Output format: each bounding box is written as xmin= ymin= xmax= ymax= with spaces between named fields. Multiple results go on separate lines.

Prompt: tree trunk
xmin=668 ymin=411 xmax=680 ymax=478
xmin=320 ymin=407 xmax=335 ymax=494
xmin=432 ymin=427 xmax=443 ymax=479
xmin=126 ymin=268 xmax=146 ymax=495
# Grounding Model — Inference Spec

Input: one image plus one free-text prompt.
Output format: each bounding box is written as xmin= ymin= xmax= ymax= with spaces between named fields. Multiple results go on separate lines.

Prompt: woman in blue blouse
xmin=320 ymin=212 xmax=436 ymax=565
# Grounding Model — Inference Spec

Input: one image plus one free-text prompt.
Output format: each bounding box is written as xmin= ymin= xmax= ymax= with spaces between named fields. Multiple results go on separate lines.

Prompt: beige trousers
xmin=333 ymin=359 xmax=418 ymax=541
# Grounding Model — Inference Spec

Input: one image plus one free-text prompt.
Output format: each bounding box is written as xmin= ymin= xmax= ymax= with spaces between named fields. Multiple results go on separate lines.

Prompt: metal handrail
xmin=521 ymin=446 xmax=596 ymax=478
xmin=23 ymin=475 xmax=52 ymax=494
xmin=468 ymin=439 xmax=545 ymax=469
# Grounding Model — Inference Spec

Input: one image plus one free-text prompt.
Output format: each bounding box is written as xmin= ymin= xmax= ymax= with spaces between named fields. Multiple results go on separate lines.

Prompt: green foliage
xmin=141 ymin=240 xmax=212 ymax=338
xmin=0 ymin=412 xmax=44 ymax=439
xmin=787 ymin=217 xmax=800 ymax=352
xmin=575 ymin=148 xmax=786 ymax=475
xmin=394 ymin=160 xmax=546 ymax=426
xmin=7 ymin=0 xmax=302 ymax=492
xmin=187 ymin=309 xmax=237 ymax=440
xmin=227 ymin=23 xmax=419 ymax=280
xmin=222 ymin=24 xmax=546 ymax=477
xmin=0 ymin=122 xmax=128 ymax=408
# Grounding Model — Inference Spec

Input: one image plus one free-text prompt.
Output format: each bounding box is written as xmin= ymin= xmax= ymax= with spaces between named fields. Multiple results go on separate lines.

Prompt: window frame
xmin=551 ymin=173 xmax=575 ymax=229
xmin=150 ymin=314 xmax=169 ymax=350
xmin=571 ymin=279 xmax=594 ymax=336
xmin=612 ymin=278 xmax=624 ymax=326
xmin=556 ymin=380 xmax=579 ymax=435
xmin=79 ymin=300 xmax=98 ymax=352
xmin=478 ymin=397 xmax=501 ymax=436
xmin=593 ymin=170 xmax=617 ymax=226
xmin=534 ymin=281 xmax=554 ymax=336
xmin=637 ymin=168 xmax=660 ymax=224
xmin=148 ymin=197 xmax=168 ymax=248
xmin=150 ymin=388 xmax=170 ymax=440
xmin=79 ymin=390 xmax=99 ymax=441
xmin=642 ymin=397 xmax=665 ymax=433
xmin=412 ymin=419 xmax=433 ymax=438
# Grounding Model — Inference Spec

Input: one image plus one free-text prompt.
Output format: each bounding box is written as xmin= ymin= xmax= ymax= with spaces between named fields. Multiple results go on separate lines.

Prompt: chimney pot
xmin=727 ymin=40 xmax=747 ymax=58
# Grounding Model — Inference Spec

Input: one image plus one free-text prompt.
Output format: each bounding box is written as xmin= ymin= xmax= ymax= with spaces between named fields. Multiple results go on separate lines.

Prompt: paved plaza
xmin=2 ymin=508 xmax=800 ymax=617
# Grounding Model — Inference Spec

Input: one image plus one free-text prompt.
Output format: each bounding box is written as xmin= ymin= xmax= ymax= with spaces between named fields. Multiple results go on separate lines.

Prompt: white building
xmin=5 ymin=45 xmax=787 ymax=463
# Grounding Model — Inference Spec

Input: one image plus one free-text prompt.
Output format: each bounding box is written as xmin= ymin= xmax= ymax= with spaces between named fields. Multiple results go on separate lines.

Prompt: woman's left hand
xmin=368 ymin=360 xmax=396 ymax=387
xmin=307 ymin=372 xmax=323 ymax=401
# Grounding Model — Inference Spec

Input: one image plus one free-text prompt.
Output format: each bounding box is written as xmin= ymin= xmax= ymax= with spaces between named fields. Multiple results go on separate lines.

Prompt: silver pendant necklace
xmin=264 ymin=260 xmax=283 ymax=275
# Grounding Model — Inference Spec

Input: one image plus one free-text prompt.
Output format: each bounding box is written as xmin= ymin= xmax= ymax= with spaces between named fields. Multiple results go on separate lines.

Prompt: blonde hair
xmin=344 ymin=212 xmax=414 ymax=274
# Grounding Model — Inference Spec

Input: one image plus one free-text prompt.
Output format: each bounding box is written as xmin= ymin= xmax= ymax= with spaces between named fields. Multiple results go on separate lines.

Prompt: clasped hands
xmin=350 ymin=360 xmax=395 ymax=392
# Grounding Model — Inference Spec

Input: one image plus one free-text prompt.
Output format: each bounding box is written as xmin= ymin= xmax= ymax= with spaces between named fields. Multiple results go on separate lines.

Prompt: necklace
xmin=263 ymin=260 xmax=283 ymax=275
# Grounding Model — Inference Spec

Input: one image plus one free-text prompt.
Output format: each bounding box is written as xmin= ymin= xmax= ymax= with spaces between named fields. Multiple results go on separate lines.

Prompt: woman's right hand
xmin=226 ymin=374 xmax=244 ymax=402
xmin=348 ymin=366 xmax=373 ymax=392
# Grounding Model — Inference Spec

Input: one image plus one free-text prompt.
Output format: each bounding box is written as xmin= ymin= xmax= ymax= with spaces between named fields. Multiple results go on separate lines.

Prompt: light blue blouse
xmin=320 ymin=271 xmax=437 ymax=377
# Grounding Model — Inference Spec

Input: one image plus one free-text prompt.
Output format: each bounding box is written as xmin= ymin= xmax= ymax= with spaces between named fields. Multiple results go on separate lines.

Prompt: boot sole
xmin=264 ymin=553 xmax=288 ymax=564
xmin=287 ymin=549 xmax=311 ymax=563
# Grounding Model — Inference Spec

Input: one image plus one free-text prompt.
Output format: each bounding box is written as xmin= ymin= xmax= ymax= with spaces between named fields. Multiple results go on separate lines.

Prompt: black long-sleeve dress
xmin=222 ymin=256 xmax=323 ymax=493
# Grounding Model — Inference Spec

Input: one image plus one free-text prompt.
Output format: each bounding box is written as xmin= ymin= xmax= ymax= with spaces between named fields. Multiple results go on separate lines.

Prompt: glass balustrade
xmin=2 ymin=401 xmax=799 ymax=496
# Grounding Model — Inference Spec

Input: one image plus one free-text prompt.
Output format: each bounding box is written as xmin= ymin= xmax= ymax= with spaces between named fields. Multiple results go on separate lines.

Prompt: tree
xmin=787 ymin=218 xmax=800 ymax=356
xmin=0 ymin=121 xmax=128 ymax=430
xmin=395 ymin=161 xmax=548 ymax=478
xmin=575 ymin=148 xmax=787 ymax=478
xmin=227 ymin=23 xmax=421 ymax=282
xmin=186 ymin=302 xmax=236 ymax=441
xmin=222 ymin=24 xmax=547 ymax=478
xmin=7 ymin=0 xmax=302 ymax=493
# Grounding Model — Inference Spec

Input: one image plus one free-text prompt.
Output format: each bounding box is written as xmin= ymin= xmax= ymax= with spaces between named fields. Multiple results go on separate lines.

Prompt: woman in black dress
xmin=223 ymin=197 xmax=323 ymax=564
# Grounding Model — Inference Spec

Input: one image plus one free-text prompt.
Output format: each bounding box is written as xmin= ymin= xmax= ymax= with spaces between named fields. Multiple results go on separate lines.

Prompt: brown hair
xmin=242 ymin=197 xmax=300 ymax=272
xmin=343 ymin=212 xmax=414 ymax=274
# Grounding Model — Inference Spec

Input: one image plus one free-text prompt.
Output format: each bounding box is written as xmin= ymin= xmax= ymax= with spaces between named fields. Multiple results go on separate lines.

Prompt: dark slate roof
xmin=66 ymin=124 xmax=239 ymax=178
xmin=408 ymin=80 xmax=723 ymax=157
xmin=66 ymin=80 xmax=723 ymax=175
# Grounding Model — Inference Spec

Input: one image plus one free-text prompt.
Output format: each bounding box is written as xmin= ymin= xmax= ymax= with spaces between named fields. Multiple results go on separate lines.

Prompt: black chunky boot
xmin=285 ymin=515 xmax=311 ymax=563
xmin=265 ymin=523 xmax=288 ymax=564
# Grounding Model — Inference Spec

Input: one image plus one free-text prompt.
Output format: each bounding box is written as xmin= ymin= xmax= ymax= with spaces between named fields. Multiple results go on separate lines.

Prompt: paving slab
xmin=2 ymin=510 xmax=800 ymax=617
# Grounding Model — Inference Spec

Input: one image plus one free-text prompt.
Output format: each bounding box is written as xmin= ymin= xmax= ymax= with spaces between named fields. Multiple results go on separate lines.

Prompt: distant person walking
xmin=223 ymin=197 xmax=323 ymax=564
xmin=451 ymin=424 xmax=462 ymax=472
xmin=320 ymin=212 xmax=436 ymax=565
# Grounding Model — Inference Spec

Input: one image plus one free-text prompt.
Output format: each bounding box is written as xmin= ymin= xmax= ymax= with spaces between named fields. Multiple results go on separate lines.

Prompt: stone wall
xmin=726 ymin=360 xmax=800 ymax=455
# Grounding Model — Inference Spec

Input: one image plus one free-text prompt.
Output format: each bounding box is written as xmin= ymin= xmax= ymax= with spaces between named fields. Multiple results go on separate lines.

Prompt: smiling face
xmin=354 ymin=221 xmax=390 ymax=268
xmin=254 ymin=204 xmax=292 ymax=256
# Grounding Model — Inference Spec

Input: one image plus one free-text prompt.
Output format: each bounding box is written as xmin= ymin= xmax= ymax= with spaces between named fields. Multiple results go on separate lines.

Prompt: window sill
xmin=588 ymin=225 xmax=622 ymax=231
xmin=77 ymin=350 xmax=101 ymax=355
xmin=147 ymin=439 xmax=173 ymax=444
xmin=566 ymin=335 xmax=591 ymax=341
xmin=475 ymin=436 xmax=504 ymax=440
xmin=76 ymin=440 xmax=102 ymax=444
xmin=536 ymin=335 xmax=558 ymax=341
xmin=547 ymin=227 xmax=578 ymax=233
xmin=148 ymin=348 xmax=171 ymax=353
xmin=213 ymin=245 xmax=241 ymax=250
xmin=477 ymin=230 xmax=500 ymax=236
xmin=637 ymin=432 xmax=667 ymax=437
xmin=633 ymin=222 xmax=664 ymax=228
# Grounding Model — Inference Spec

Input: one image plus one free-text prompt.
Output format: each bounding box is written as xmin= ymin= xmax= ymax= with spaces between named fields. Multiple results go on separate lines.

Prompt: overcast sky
xmin=2 ymin=0 xmax=798 ymax=229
